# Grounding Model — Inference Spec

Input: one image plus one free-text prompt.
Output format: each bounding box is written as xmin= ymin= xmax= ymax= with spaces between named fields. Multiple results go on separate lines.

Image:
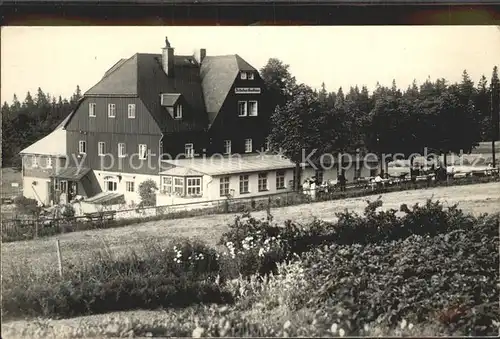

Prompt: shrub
xmin=138 ymin=179 xmax=158 ymax=208
xmin=219 ymin=213 xmax=289 ymax=278
xmin=59 ymin=204 xmax=76 ymax=220
xmin=1 ymin=240 xmax=231 ymax=320
xmin=13 ymin=196 xmax=41 ymax=216
xmin=3 ymin=201 xmax=498 ymax=337
xmin=297 ymin=214 xmax=499 ymax=337
xmin=219 ymin=198 xmax=485 ymax=279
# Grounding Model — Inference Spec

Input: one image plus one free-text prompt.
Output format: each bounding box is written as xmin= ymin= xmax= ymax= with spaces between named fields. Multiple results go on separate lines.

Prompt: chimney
xmin=194 ymin=48 xmax=207 ymax=64
xmin=162 ymin=37 xmax=174 ymax=77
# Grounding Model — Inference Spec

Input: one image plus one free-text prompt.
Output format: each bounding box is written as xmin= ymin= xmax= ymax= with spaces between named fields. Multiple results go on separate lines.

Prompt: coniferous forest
xmin=262 ymin=61 xmax=499 ymax=178
xmin=1 ymin=63 xmax=499 ymax=170
xmin=1 ymin=86 xmax=82 ymax=168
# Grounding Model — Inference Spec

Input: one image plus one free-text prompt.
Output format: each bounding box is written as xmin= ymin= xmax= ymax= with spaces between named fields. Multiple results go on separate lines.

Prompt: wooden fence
xmin=2 ymin=171 xmax=499 ymax=243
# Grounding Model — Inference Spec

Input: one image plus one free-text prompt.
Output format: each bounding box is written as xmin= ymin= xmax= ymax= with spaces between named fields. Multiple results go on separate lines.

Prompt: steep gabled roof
xmin=103 ymin=58 xmax=127 ymax=78
xmin=85 ymin=55 xmax=139 ymax=96
xmin=20 ymin=127 xmax=67 ymax=156
xmin=200 ymin=54 xmax=257 ymax=125
xmin=79 ymin=51 xmax=257 ymax=131
xmin=136 ymin=54 xmax=207 ymax=132
xmin=235 ymin=54 xmax=256 ymax=71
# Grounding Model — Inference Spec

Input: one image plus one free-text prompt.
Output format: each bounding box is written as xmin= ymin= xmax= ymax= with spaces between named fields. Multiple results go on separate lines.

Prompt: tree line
xmin=1 ymin=86 xmax=83 ymax=168
xmin=2 ymin=63 xmax=499 ymax=176
xmin=261 ymin=59 xmax=500 ymax=188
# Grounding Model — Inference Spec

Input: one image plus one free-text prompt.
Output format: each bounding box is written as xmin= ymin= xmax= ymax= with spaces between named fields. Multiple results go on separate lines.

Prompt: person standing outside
xmin=338 ymin=170 xmax=347 ymax=192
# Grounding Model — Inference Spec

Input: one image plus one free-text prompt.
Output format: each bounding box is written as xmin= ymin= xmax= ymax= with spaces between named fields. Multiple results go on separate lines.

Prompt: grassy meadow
xmin=1 ymin=182 xmax=499 ymax=338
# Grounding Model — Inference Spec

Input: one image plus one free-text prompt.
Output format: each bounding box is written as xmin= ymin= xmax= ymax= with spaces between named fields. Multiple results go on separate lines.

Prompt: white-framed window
xmin=162 ymin=176 xmax=172 ymax=194
xmin=138 ymin=144 xmax=147 ymax=160
xmin=118 ymin=143 xmax=126 ymax=157
xmin=174 ymin=177 xmax=184 ymax=195
xmin=89 ymin=103 xmax=96 ymax=117
xmin=79 ymin=140 xmax=86 ymax=154
xmin=187 ymin=177 xmax=202 ymax=196
xmin=185 ymin=143 xmax=194 ymax=158
xmin=108 ymin=103 xmax=116 ymax=118
xmin=32 ymin=155 xmax=38 ymax=168
xmin=240 ymin=71 xmax=247 ymax=80
xmin=224 ymin=140 xmax=231 ymax=154
xmin=245 ymin=138 xmax=253 ymax=153
xmin=174 ymin=104 xmax=183 ymax=119
xmin=248 ymin=100 xmax=258 ymax=116
xmin=276 ymin=170 xmax=286 ymax=189
xmin=258 ymin=172 xmax=268 ymax=192
xmin=104 ymin=176 xmax=118 ymax=192
xmin=46 ymin=157 xmax=53 ymax=168
xmin=220 ymin=176 xmax=230 ymax=197
xmin=126 ymin=181 xmax=135 ymax=192
xmin=128 ymin=104 xmax=136 ymax=119
xmin=98 ymin=142 xmax=105 ymax=156
xmin=248 ymin=72 xmax=255 ymax=80
xmin=238 ymin=101 xmax=247 ymax=117
xmin=239 ymin=175 xmax=249 ymax=194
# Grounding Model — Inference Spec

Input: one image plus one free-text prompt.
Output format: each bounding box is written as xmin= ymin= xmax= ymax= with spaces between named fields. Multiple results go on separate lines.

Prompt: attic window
xmin=240 ymin=72 xmax=247 ymax=80
xmin=185 ymin=143 xmax=194 ymax=158
xmin=248 ymin=72 xmax=255 ymax=80
xmin=174 ymin=104 xmax=183 ymax=119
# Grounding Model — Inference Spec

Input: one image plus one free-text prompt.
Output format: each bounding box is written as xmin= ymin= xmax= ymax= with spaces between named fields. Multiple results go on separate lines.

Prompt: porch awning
xmin=84 ymin=192 xmax=124 ymax=205
xmin=50 ymin=167 xmax=91 ymax=180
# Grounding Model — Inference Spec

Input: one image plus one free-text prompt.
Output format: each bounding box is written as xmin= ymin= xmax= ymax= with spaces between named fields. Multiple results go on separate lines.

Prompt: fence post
xmin=56 ymin=239 xmax=63 ymax=278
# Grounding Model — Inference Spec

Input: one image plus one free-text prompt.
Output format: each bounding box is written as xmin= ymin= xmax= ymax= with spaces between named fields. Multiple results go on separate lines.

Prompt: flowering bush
xmin=219 ymin=213 xmax=288 ymax=277
xmin=219 ymin=198 xmax=479 ymax=279
xmin=163 ymin=239 xmax=220 ymax=277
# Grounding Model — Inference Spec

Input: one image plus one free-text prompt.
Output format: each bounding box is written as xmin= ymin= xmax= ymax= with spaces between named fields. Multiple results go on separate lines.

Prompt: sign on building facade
xmin=235 ymin=87 xmax=261 ymax=94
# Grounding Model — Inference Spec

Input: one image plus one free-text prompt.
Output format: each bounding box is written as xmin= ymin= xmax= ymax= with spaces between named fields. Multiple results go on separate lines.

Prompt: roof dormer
xmin=161 ymin=93 xmax=181 ymax=107
xmin=161 ymin=93 xmax=184 ymax=119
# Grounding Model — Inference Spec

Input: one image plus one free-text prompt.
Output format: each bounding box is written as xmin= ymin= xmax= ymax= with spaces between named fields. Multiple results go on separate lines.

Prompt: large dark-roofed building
xmin=20 ymin=37 xmax=278 ymax=208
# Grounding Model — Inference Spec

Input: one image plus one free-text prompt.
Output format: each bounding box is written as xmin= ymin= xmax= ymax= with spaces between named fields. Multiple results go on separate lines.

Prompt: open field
xmin=2 ymin=182 xmax=500 ymax=278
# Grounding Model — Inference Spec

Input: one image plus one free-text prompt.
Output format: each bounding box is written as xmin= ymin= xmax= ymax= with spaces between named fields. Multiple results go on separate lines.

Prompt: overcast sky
xmin=2 ymin=26 xmax=499 ymax=103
